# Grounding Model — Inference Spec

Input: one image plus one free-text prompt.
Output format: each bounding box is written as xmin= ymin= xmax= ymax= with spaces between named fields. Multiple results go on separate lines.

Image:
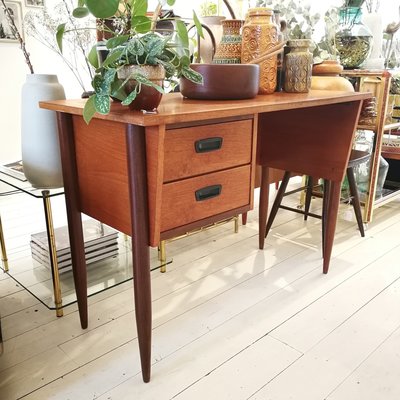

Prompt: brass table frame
xmin=0 ymin=173 xmax=64 ymax=317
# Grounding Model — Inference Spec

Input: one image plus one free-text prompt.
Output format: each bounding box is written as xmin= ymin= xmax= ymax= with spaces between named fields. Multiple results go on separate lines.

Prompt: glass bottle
xmin=241 ymin=7 xmax=279 ymax=94
xmin=284 ymin=39 xmax=313 ymax=93
xmin=335 ymin=6 xmax=372 ymax=69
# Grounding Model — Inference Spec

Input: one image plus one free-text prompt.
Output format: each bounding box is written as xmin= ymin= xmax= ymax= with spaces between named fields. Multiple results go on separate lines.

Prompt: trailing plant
xmin=57 ymin=0 xmax=204 ymax=123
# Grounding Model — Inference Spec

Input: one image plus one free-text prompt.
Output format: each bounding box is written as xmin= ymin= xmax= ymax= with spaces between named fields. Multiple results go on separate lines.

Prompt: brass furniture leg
xmin=159 ymin=240 xmax=166 ymax=273
xmin=0 ymin=214 xmax=9 ymax=272
xmin=42 ymin=190 xmax=63 ymax=317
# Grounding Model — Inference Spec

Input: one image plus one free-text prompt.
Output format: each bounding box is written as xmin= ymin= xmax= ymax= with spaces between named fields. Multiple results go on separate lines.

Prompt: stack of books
xmin=30 ymin=219 xmax=119 ymax=273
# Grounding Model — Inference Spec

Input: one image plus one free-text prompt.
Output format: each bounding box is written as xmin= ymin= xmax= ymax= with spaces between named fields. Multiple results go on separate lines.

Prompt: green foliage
xmin=260 ymin=0 xmax=320 ymax=40
xmin=200 ymin=1 xmax=218 ymax=17
xmin=57 ymin=0 xmax=204 ymax=124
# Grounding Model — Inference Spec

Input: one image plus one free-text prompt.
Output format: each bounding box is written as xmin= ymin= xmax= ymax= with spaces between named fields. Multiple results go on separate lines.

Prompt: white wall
xmin=1 ymin=0 xmax=399 ymax=164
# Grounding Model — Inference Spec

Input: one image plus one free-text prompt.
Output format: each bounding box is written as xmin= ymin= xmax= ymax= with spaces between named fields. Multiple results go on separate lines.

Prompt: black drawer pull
xmin=195 ymin=184 xmax=222 ymax=201
xmin=194 ymin=137 xmax=223 ymax=153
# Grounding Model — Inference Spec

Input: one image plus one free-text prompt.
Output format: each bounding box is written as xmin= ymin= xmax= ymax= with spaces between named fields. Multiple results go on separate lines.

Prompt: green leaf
xmin=193 ymin=11 xmax=204 ymax=39
xmin=146 ymin=36 xmax=165 ymax=57
xmin=85 ymin=0 xmax=119 ymax=18
xmin=176 ymin=19 xmax=189 ymax=49
xmin=93 ymin=69 xmax=116 ymax=95
xmin=102 ymin=49 xmax=124 ymax=68
xmin=131 ymin=16 xmax=151 ymax=33
xmin=106 ymin=35 xmax=130 ymax=49
xmin=72 ymin=7 xmax=89 ymax=18
xmin=78 ymin=0 xmax=85 ymax=7
xmin=132 ymin=74 xmax=164 ymax=94
xmin=180 ymin=55 xmax=191 ymax=68
xmin=167 ymin=0 xmax=175 ymax=5
xmin=111 ymin=80 xmax=127 ymax=101
xmin=121 ymin=88 xmax=138 ymax=106
xmin=131 ymin=0 xmax=148 ymax=17
xmin=94 ymin=94 xmax=111 ymax=114
xmin=127 ymin=37 xmax=145 ymax=56
xmin=88 ymin=44 xmax=99 ymax=69
xmin=83 ymin=95 xmax=97 ymax=124
xmin=56 ymin=23 xmax=66 ymax=53
xmin=157 ymin=59 xmax=176 ymax=77
xmin=181 ymin=66 xmax=203 ymax=84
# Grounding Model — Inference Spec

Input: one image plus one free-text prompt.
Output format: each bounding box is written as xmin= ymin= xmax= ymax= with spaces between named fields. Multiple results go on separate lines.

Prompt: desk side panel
xmin=257 ymin=101 xmax=362 ymax=182
xmin=72 ymin=116 xmax=132 ymax=235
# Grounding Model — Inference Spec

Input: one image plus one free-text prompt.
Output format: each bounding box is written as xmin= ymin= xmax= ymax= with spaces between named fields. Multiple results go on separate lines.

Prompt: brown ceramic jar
xmin=241 ymin=7 xmax=279 ymax=94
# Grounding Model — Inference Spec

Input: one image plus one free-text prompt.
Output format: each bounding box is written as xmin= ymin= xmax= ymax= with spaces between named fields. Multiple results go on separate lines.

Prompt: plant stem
xmin=1 ymin=0 xmax=34 ymax=73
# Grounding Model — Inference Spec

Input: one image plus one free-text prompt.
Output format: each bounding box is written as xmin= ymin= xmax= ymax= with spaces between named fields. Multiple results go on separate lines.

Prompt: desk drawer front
xmin=163 ymin=119 xmax=253 ymax=182
xmin=161 ymin=165 xmax=251 ymax=232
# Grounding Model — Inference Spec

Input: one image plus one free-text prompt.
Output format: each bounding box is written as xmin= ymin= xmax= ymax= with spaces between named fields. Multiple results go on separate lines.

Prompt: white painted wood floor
xmin=1 ymin=179 xmax=400 ymax=400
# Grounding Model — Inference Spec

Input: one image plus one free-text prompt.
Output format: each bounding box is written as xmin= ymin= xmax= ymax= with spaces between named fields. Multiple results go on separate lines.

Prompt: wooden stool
xmin=265 ymin=149 xmax=370 ymax=268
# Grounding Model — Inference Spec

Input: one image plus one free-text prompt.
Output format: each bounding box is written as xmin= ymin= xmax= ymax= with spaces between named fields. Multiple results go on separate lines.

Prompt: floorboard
xmin=1 ymin=181 xmax=400 ymax=400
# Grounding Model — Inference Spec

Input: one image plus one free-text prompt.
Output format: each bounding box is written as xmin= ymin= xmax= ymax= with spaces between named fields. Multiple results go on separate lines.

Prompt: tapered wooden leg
xmin=265 ymin=171 xmax=291 ymax=238
xmin=321 ymin=179 xmax=331 ymax=259
xmin=56 ymin=113 xmax=87 ymax=328
xmin=322 ymin=181 xmax=341 ymax=274
xmin=259 ymin=166 xmax=270 ymax=249
xmin=242 ymin=212 xmax=248 ymax=225
xmin=304 ymin=176 xmax=313 ymax=221
xmin=126 ymin=124 xmax=152 ymax=383
xmin=347 ymin=167 xmax=365 ymax=237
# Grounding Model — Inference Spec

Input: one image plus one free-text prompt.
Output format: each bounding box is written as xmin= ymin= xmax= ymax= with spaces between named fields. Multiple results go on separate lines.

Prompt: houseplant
xmin=57 ymin=0 xmax=204 ymax=124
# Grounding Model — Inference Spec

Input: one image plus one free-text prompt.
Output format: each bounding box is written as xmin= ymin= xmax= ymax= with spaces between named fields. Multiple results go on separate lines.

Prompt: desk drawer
xmin=163 ymin=119 xmax=253 ymax=182
xmin=161 ymin=165 xmax=251 ymax=232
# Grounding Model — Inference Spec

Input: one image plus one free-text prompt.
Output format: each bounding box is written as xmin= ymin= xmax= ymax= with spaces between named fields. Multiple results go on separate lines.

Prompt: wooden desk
xmin=40 ymin=90 xmax=369 ymax=382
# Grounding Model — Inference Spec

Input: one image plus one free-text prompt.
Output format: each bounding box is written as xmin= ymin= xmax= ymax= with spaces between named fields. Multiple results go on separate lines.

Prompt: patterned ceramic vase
xmin=284 ymin=39 xmax=313 ymax=93
xmin=241 ymin=7 xmax=279 ymax=94
xmin=213 ymin=19 xmax=244 ymax=64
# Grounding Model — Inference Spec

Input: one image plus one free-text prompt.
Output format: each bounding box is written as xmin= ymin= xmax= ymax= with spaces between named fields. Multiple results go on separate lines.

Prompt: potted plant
xmin=57 ymin=0 xmax=204 ymax=123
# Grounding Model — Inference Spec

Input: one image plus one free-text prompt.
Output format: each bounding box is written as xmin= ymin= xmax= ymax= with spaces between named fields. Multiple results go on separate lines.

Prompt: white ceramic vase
xmin=21 ymin=74 xmax=65 ymax=189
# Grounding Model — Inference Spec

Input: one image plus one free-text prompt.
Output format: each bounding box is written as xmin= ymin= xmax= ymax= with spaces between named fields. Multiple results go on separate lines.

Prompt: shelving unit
xmin=341 ymin=70 xmax=400 ymax=223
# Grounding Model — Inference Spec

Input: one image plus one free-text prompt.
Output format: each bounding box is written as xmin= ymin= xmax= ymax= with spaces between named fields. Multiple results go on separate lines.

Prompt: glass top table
xmin=0 ymin=170 xmax=170 ymax=316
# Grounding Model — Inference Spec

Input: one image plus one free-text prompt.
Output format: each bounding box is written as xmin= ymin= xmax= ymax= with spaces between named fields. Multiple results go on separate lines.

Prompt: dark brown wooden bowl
xmin=180 ymin=63 xmax=260 ymax=100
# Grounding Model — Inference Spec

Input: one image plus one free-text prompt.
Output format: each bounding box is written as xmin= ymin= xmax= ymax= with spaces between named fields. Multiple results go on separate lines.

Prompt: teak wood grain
xmin=163 ymin=119 xmax=253 ymax=182
xmin=41 ymin=91 xmax=370 ymax=127
xmin=43 ymin=90 xmax=370 ymax=383
xmin=161 ymin=165 xmax=251 ymax=232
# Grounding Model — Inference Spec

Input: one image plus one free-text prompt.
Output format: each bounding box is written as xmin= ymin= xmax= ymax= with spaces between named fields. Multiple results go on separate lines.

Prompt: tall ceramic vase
xmin=21 ymin=74 xmax=65 ymax=189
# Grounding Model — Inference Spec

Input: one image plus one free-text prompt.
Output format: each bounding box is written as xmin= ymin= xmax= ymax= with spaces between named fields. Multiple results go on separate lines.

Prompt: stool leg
xmin=304 ymin=176 xmax=314 ymax=221
xmin=265 ymin=171 xmax=291 ymax=238
xmin=346 ymin=167 xmax=365 ymax=237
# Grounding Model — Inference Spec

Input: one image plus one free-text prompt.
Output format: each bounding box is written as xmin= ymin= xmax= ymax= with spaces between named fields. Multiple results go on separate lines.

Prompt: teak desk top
xmin=41 ymin=90 xmax=370 ymax=383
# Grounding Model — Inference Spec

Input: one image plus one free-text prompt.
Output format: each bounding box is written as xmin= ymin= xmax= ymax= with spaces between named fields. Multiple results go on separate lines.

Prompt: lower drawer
xmin=161 ymin=165 xmax=251 ymax=232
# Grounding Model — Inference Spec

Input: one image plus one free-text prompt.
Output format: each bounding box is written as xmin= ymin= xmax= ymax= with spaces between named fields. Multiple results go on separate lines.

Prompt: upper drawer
xmin=163 ymin=119 xmax=253 ymax=182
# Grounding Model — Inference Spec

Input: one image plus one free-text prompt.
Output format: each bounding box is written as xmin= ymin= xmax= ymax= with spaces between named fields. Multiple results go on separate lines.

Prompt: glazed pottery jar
xmin=241 ymin=7 xmax=279 ymax=94
xmin=213 ymin=19 xmax=244 ymax=64
xmin=284 ymin=39 xmax=313 ymax=93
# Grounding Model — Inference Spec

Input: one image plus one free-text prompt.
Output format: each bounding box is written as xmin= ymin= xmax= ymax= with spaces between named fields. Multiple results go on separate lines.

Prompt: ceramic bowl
xmin=179 ymin=63 xmax=260 ymax=100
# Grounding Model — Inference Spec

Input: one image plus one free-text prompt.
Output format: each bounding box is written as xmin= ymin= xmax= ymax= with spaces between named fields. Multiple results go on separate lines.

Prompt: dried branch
xmin=0 ymin=0 xmax=34 ymax=73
